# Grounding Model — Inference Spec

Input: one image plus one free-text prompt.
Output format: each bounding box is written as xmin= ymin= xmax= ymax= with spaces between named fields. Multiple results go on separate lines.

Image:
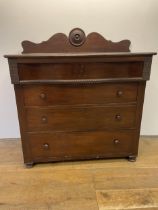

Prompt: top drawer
xmin=18 ymin=62 xmax=143 ymax=81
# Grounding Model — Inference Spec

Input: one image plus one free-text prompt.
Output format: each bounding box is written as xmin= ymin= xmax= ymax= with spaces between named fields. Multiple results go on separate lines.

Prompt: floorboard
xmin=0 ymin=137 xmax=158 ymax=210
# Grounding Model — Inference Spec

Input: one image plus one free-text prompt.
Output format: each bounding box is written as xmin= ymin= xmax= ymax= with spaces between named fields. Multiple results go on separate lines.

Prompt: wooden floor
xmin=0 ymin=137 xmax=158 ymax=210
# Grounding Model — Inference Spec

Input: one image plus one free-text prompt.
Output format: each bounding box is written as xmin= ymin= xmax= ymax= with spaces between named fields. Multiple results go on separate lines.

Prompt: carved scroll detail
xmin=22 ymin=28 xmax=131 ymax=53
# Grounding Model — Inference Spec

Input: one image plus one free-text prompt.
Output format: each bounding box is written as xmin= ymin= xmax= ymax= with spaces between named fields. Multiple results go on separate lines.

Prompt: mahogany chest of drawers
xmin=5 ymin=28 xmax=156 ymax=167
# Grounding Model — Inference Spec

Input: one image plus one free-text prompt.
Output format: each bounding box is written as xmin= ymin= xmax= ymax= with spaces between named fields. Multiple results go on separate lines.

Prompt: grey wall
xmin=0 ymin=0 xmax=158 ymax=138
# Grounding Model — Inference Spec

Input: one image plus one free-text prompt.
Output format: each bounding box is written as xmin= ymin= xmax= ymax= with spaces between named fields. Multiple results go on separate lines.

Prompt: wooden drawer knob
xmin=117 ymin=90 xmax=123 ymax=97
xmin=41 ymin=116 xmax=47 ymax=123
xmin=40 ymin=93 xmax=46 ymax=99
xmin=115 ymin=114 xmax=121 ymax=120
xmin=43 ymin=143 xmax=49 ymax=150
xmin=113 ymin=139 xmax=120 ymax=144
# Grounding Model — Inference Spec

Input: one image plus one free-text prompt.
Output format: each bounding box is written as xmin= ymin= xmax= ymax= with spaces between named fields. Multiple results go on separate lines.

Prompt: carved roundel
xmin=69 ymin=28 xmax=86 ymax=47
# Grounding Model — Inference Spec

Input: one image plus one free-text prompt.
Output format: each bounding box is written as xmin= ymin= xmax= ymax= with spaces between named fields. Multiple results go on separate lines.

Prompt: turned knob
xmin=113 ymin=139 xmax=120 ymax=144
xmin=117 ymin=90 xmax=123 ymax=97
xmin=40 ymin=93 xmax=46 ymax=99
xmin=43 ymin=143 xmax=49 ymax=150
xmin=115 ymin=114 xmax=121 ymax=120
xmin=41 ymin=116 xmax=47 ymax=123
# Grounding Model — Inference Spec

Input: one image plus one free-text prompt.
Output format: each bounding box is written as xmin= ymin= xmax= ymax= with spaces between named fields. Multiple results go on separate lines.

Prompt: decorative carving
xmin=19 ymin=78 xmax=141 ymax=85
xmin=22 ymin=28 xmax=131 ymax=53
xmin=69 ymin=28 xmax=86 ymax=47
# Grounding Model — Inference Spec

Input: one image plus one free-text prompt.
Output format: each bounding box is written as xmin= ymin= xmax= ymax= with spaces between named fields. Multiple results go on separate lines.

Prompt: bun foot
xmin=128 ymin=155 xmax=137 ymax=162
xmin=25 ymin=162 xmax=34 ymax=168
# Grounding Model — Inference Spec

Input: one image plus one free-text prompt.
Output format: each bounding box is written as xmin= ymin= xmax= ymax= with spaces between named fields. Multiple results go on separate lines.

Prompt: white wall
xmin=0 ymin=0 xmax=158 ymax=138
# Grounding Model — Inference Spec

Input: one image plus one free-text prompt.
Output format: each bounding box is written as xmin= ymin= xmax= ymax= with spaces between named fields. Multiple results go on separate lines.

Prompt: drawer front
xmin=26 ymin=105 xmax=136 ymax=132
xmin=23 ymin=83 xmax=138 ymax=106
xmin=28 ymin=130 xmax=137 ymax=160
xmin=18 ymin=62 xmax=143 ymax=81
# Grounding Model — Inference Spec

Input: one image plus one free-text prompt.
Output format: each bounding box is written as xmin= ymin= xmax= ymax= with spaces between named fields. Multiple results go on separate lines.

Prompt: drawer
xmin=23 ymin=83 xmax=138 ymax=106
xmin=28 ymin=130 xmax=137 ymax=160
xmin=18 ymin=62 xmax=143 ymax=81
xmin=25 ymin=105 xmax=136 ymax=132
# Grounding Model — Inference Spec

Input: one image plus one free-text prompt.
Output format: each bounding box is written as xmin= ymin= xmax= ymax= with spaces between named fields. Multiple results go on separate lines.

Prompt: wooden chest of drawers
xmin=5 ymin=28 xmax=156 ymax=167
